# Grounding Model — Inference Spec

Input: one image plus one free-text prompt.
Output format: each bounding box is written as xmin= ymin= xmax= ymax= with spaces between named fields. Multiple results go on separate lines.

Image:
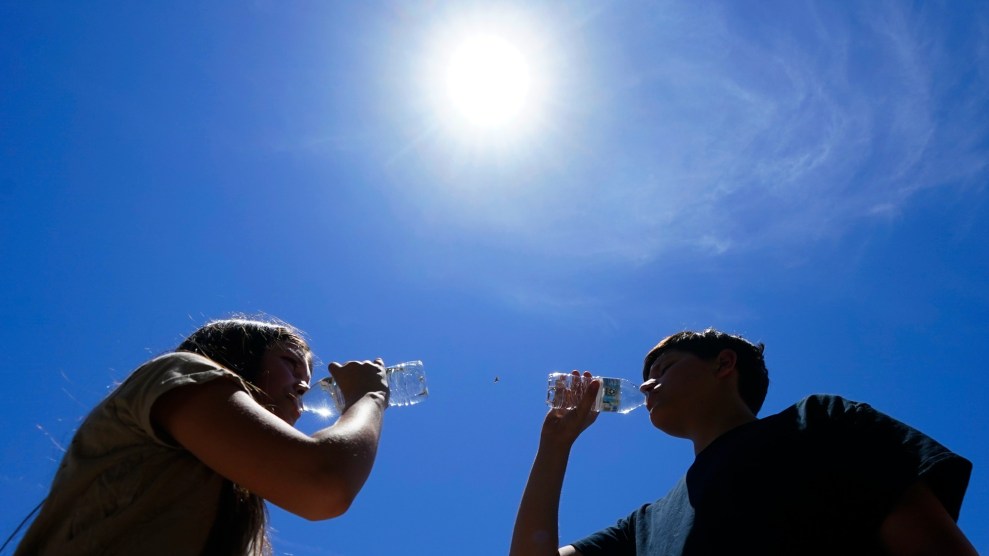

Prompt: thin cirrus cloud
xmin=598 ymin=2 xmax=986 ymax=261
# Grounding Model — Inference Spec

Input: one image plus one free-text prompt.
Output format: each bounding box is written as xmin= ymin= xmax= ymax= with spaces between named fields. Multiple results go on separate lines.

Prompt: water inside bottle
xmin=387 ymin=361 xmax=429 ymax=407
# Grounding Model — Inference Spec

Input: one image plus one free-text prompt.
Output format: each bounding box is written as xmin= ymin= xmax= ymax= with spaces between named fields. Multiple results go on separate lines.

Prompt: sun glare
xmin=419 ymin=8 xmax=554 ymax=146
xmin=445 ymin=35 xmax=531 ymax=129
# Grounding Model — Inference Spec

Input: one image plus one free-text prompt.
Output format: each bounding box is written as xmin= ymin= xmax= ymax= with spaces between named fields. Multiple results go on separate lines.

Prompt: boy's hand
xmin=540 ymin=371 xmax=600 ymax=449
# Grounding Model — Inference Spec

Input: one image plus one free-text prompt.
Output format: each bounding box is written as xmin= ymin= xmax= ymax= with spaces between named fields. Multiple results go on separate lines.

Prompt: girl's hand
xmin=328 ymin=359 xmax=389 ymax=407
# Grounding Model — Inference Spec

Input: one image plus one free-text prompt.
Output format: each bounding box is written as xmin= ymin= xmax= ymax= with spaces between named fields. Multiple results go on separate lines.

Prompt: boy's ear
xmin=714 ymin=349 xmax=738 ymax=378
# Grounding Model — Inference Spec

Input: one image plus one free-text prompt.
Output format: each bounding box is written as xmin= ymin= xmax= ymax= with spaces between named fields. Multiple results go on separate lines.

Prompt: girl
xmin=15 ymin=318 xmax=389 ymax=555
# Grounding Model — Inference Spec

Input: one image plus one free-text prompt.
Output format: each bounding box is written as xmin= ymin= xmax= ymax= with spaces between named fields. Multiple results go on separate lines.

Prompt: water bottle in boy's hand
xmin=546 ymin=372 xmax=644 ymax=414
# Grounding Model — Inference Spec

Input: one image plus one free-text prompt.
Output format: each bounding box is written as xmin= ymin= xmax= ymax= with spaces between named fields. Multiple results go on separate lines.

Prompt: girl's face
xmin=256 ymin=342 xmax=312 ymax=425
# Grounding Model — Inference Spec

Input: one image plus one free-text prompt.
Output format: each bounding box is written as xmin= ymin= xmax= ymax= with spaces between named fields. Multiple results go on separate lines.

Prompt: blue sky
xmin=2 ymin=1 xmax=987 ymax=554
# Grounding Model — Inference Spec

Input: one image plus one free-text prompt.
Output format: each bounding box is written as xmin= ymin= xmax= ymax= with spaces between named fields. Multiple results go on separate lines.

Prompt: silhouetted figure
xmin=17 ymin=317 xmax=391 ymax=556
xmin=511 ymin=328 xmax=975 ymax=556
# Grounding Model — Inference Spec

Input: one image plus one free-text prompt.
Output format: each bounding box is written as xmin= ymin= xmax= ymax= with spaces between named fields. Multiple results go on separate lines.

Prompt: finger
xmin=577 ymin=379 xmax=601 ymax=414
xmin=561 ymin=375 xmax=573 ymax=409
xmin=327 ymin=362 xmax=345 ymax=379
xmin=562 ymin=374 xmax=580 ymax=411
xmin=553 ymin=374 xmax=567 ymax=404
xmin=564 ymin=371 xmax=583 ymax=409
xmin=579 ymin=371 xmax=593 ymax=403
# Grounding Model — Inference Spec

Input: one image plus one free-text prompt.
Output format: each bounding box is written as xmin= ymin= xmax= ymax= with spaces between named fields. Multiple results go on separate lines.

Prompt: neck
xmin=690 ymin=402 xmax=757 ymax=455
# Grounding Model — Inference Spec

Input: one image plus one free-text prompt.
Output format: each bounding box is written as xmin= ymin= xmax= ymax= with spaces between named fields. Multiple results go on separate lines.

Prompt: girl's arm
xmin=151 ymin=360 xmax=387 ymax=520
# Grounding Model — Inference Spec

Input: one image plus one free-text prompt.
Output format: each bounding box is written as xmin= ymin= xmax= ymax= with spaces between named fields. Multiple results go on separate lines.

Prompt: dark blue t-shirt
xmin=571 ymin=395 xmax=971 ymax=556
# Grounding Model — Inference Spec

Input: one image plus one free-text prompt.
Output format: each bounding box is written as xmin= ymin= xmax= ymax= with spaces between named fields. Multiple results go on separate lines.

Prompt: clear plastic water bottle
xmin=303 ymin=361 xmax=428 ymax=420
xmin=546 ymin=372 xmax=644 ymax=414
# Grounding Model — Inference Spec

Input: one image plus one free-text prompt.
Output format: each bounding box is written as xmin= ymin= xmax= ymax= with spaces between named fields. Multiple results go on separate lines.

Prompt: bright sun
xmin=445 ymin=35 xmax=531 ymax=129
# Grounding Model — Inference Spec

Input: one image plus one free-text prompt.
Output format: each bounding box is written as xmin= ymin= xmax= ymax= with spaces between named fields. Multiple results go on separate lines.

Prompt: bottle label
xmin=599 ymin=377 xmax=622 ymax=412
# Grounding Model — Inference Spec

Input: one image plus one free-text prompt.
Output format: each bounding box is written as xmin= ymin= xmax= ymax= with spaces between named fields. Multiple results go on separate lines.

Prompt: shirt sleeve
xmin=803 ymin=394 xmax=973 ymax=522
xmin=569 ymin=506 xmax=641 ymax=556
xmin=109 ymin=351 xmax=252 ymax=446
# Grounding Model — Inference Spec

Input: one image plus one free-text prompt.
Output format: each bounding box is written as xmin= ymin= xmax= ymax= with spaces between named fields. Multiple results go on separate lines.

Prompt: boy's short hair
xmin=643 ymin=328 xmax=770 ymax=414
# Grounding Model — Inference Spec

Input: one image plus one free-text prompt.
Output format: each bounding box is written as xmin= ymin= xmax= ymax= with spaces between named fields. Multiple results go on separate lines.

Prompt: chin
xmin=274 ymin=407 xmax=298 ymax=426
xmin=649 ymin=415 xmax=666 ymax=431
xmin=648 ymin=409 xmax=678 ymax=435
xmin=647 ymin=408 xmax=665 ymax=430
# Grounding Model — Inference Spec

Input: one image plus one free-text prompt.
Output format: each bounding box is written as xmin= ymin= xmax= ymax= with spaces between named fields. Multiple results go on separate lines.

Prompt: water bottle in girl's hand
xmin=303 ymin=361 xmax=428 ymax=420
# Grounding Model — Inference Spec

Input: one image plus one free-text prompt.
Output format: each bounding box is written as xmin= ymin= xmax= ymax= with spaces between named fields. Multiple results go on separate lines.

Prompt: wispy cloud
xmin=601 ymin=0 xmax=989 ymax=258
xmin=396 ymin=1 xmax=988 ymax=270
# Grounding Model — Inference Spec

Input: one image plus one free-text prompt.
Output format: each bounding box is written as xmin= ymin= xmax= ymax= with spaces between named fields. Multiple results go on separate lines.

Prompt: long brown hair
xmin=177 ymin=317 xmax=312 ymax=556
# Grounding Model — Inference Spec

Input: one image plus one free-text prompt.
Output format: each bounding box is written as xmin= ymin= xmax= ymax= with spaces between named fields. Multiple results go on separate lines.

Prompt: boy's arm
xmin=511 ymin=441 xmax=582 ymax=556
xmin=510 ymin=375 xmax=599 ymax=556
xmin=880 ymin=480 xmax=978 ymax=556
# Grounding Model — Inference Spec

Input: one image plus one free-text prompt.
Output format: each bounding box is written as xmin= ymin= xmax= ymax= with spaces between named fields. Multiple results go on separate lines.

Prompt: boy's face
xmin=640 ymin=349 xmax=721 ymax=437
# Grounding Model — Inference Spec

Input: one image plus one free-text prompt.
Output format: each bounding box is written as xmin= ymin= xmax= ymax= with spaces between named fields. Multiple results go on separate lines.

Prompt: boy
xmin=511 ymin=329 xmax=975 ymax=555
